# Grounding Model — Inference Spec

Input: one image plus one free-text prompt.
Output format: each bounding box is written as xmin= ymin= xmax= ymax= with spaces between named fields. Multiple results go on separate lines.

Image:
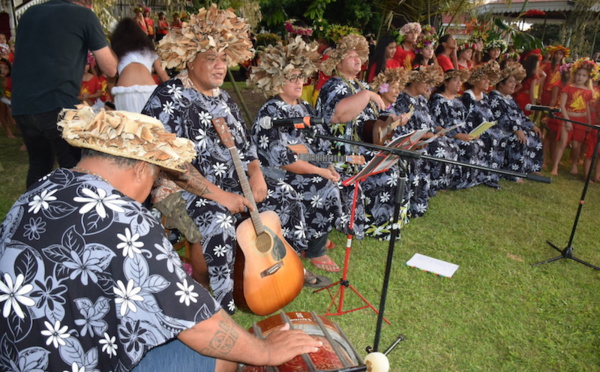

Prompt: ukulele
xmin=363 ymin=105 xmax=415 ymax=145
xmin=211 ymin=117 xmax=304 ymax=316
xmin=287 ymin=144 xmax=365 ymax=165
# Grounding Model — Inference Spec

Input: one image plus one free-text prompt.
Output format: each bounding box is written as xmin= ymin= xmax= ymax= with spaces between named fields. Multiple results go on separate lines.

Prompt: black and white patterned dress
xmin=252 ymin=96 xmax=343 ymax=250
xmin=429 ymin=93 xmax=488 ymax=189
xmin=316 ymin=77 xmax=405 ymax=240
xmin=488 ymin=90 xmax=543 ymax=176
xmin=461 ymin=90 xmax=507 ymax=187
xmin=142 ymin=77 xmax=306 ymax=313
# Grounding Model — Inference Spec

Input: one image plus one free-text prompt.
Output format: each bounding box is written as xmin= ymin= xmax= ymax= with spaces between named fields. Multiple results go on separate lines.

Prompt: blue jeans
xmin=132 ymin=339 xmax=216 ymax=372
xmin=14 ymin=109 xmax=81 ymax=188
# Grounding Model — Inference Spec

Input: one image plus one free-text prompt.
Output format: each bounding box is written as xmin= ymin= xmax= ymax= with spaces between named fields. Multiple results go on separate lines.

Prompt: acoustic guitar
xmin=211 ymin=117 xmax=304 ymax=316
xmin=363 ymin=105 xmax=415 ymax=145
xmin=287 ymin=144 xmax=365 ymax=165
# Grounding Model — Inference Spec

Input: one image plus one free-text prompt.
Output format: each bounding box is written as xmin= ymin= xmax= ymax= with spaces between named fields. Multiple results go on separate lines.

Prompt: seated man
xmin=0 ymin=106 xmax=321 ymax=372
xmin=142 ymin=6 xmax=308 ymax=313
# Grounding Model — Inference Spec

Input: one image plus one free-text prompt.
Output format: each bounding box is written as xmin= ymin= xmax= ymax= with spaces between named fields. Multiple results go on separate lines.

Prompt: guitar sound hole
xmin=256 ymin=232 xmax=272 ymax=253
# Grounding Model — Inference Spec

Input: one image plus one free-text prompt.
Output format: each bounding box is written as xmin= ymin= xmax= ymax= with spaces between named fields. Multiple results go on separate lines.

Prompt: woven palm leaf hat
xmin=157 ymin=4 xmax=254 ymax=70
xmin=442 ymin=68 xmax=470 ymax=85
xmin=58 ymin=106 xmax=196 ymax=173
xmin=319 ymin=34 xmax=370 ymax=76
xmin=370 ymin=67 xmax=411 ymax=93
xmin=491 ymin=61 xmax=527 ymax=86
xmin=407 ymin=64 xmax=444 ymax=86
xmin=247 ymin=36 xmax=321 ymax=98
xmin=467 ymin=60 xmax=501 ymax=85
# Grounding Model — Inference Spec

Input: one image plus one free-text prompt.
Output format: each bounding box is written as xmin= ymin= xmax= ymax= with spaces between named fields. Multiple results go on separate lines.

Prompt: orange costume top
xmin=540 ymin=61 xmax=561 ymax=106
xmin=393 ymin=46 xmax=415 ymax=70
xmin=80 ymin=75 xmax=101 ymax=101
xmin=561 ymin=84 xmax=593 ymax=114
xmin=436 ymin=54 xmax=453 ymax=72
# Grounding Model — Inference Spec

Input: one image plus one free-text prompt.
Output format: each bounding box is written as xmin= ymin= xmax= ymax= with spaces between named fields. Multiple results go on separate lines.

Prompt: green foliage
xmin=255 ymin=33 xmax=281 ymax=47
xmin=303 ymin=0 xmax=335 ymax=23
xmin=493 ymin=18 xmax=544 ymax=51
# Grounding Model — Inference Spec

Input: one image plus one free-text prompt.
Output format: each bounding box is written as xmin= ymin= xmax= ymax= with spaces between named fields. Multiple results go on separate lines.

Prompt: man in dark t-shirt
xmin=11 ymin=0 xmax=117 ymax=188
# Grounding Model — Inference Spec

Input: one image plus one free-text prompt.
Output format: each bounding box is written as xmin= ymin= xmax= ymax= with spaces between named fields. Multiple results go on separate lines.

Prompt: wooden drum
xmin=239 ymin=311 xmax=365 ymax=372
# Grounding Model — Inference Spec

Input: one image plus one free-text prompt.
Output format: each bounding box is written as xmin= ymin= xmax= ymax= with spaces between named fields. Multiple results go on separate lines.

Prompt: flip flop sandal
xmin=304 ymin=270 xmax=332 ymax=288
xmin=310 ymin=257 xmax=340 ymax=272
xmin=326 ymin=240 xmax=335 ymax=249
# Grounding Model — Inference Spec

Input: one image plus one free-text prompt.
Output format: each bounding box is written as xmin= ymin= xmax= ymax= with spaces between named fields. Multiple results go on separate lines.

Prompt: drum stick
xmin=311 ymin=311 xmax=352 ymax=369
xmin=279 ymin=312 xmax=317 ymax=371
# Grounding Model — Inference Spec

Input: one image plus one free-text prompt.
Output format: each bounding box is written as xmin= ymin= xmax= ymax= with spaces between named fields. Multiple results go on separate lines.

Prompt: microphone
xmin=525 ymin=104 xmax=561 ymax=113
xmin=259 ymin=116 xmax=325 ymax=130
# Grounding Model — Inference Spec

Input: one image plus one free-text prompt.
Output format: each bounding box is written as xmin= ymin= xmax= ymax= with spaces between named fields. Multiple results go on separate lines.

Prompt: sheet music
xmin=342 ymin=129 xmax=428 ymax=186
xmin=419 ymin=122 xmax=465 ymax=145
xmin=469 ymin=121 xmax=496 ymax=137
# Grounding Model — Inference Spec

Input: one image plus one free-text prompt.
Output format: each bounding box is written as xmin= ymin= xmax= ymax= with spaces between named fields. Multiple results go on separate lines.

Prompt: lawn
xmin=1 ymin=82 xmax=599 ymax=371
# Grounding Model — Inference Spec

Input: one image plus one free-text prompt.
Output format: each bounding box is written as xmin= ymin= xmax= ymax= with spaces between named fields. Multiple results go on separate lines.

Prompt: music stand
xmin=532 ymin=114 xmax=600 ymax=270
xmin=314 ymin=130 xmax=427 ymax=323
xmin=312 ymin=132 xmax=552 ymax=354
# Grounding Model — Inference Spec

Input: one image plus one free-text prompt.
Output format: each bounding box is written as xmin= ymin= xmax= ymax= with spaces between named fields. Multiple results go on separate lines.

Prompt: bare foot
xmin=569 ymin=164 xmax=579 ymax=176
xmin=516 ymin=178 xmax=524 ymax=184
xmin=550 ymin=168 xmax=558 ymax=176
xmin=19 ymin=144 xmax=26 ymax=151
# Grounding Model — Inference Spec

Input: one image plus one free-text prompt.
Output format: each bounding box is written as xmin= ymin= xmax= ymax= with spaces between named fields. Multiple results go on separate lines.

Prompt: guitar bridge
xmin=261 ymin=261 xmax=283 ymax=277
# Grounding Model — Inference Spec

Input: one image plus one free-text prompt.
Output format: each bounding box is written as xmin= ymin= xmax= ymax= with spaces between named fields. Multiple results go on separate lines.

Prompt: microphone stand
xmin=312 ymin=133 xmax=551 ymax=355
xmin=532 ymin=113 xmax=600 ymax=270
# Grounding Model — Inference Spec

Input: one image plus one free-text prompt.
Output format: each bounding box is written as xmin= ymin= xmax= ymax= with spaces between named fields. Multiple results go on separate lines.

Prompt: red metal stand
xmin=314 ymin=182 xmax=390 ymax=324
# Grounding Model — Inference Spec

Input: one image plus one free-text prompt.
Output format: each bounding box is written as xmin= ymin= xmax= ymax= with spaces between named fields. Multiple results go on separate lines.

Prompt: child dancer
xmin=550 ymin=57 xmax=599 ymax=176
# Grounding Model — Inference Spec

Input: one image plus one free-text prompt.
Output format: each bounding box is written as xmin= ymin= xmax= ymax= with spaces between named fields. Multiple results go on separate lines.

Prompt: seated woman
xmin=429 ymin=69 xmax=488 ymax=189
xmin=461 ymin=61 xmax=505 ymax=188
xmin=249 ymin=36 xmax=343 ymax=273
xmin=110 ymin=17 xmax=169 ymax=113
xmin=489 ymin=62 xmax=544 ymax=181
xmin=363 ymin=67 xmax=412 ymax=238
xmin=389 ymin=64 xmax=457 ymax=217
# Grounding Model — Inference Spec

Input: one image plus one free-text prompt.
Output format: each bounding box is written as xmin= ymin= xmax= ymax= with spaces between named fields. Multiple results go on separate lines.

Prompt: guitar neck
xmin=297 ymin=153 xmax=353 ymax=163
xmin=211 ymin=117 xmax=265 ymax=235
xmin=228 ymin=148 xmax=265 ymax=235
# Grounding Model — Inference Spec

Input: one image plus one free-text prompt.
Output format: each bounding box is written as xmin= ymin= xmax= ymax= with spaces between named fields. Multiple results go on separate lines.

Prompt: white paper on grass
xmin=406 ymin=253 xmax=459 ymax=278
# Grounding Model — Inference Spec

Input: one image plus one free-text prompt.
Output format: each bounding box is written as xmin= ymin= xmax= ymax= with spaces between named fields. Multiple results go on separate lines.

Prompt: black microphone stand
xmin=532 ymin=114 xmax=600 ymax=270
xmin=313 ymin=133 xmax=551 ymax=355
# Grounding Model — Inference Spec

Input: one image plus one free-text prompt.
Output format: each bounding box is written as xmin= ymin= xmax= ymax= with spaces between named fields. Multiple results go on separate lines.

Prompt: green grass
xmin=2 ymin=124 xmax=599 ymax=371
xmin=230 ymin=175 xmax=600 ymax=371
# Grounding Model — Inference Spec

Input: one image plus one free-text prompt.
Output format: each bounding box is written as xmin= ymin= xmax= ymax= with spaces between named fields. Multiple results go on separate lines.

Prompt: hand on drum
xmin=262 ymin=323 xmax=323 ymax=366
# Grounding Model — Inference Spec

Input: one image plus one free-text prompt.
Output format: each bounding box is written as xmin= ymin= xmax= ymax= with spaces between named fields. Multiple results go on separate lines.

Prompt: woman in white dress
xmin=110 ymin=17 xmax=169 ymax=113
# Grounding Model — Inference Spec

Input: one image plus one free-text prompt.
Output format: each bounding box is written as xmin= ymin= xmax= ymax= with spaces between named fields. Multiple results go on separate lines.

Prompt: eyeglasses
xmin=286 ymin=73 xmax=306 ymax=83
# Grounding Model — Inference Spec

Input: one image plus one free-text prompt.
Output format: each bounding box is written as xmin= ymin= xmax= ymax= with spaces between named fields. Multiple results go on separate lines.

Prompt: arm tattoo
xmin=201 ymin=320 xmax=239 ymax=358
xmin=174 ymin=164 xmax=211 ymax=197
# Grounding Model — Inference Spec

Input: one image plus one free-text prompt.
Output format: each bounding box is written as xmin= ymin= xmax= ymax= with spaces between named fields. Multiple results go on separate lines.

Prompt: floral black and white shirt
xmin=0 ymin=169 xmax=219 ymax=372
